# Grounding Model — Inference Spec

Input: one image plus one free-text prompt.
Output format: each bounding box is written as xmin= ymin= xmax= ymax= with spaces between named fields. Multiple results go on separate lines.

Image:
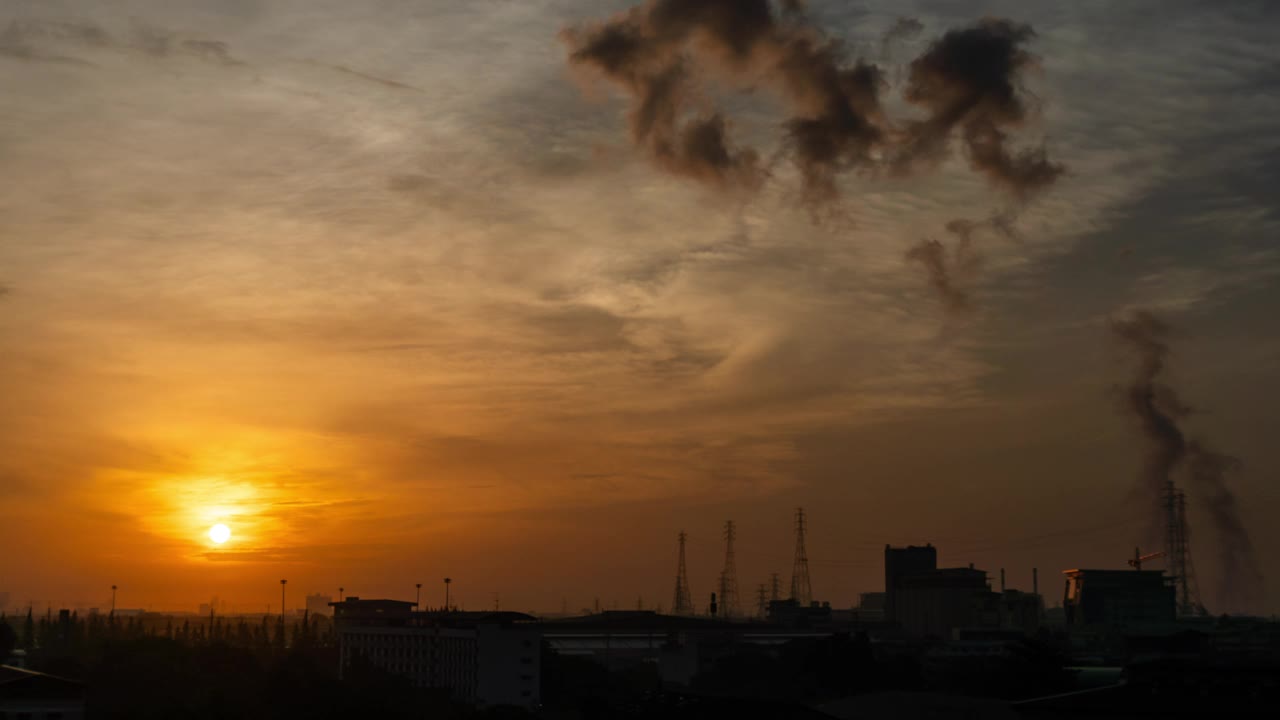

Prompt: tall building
xmin=884 ymin=544 xmax=937 ymax=624
xmin=332 ymin=598 xmax=540 ymax=709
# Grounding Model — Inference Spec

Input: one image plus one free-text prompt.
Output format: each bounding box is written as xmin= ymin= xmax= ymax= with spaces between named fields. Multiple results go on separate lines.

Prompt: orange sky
xmin=1 ymin=0 xmax=1278 ymax=616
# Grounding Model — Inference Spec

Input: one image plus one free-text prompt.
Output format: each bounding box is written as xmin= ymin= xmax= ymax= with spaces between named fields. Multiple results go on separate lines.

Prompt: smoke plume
xmin=1185 ymin=441 xmax=1265 ymax=613
xmin=906 ymin=238 xmax=968 ymax=312
xmin=899 ymin=19 xmax=1064 ymax=198
xmin=564 ymin=3 xmax=1061 ymax=205
xmin=907 ymin=213 xmax=1018 ymax=311
xmin=564 ymin=0 xmax=898 ymax=202
xmin=1112 ymin=310 xmax=1264 ymax=614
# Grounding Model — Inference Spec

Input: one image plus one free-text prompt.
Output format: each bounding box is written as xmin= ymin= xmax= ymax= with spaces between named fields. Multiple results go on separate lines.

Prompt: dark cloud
xmin=0 ymin=19 xmax=103 ymax=65
xmin=565 ymin=6 xmax=1061 ymax=207
xmin=1112 ymin=311 xmax=1264 ymax=614
xmin=0 ymin=17 xmax=243 ymax=66
xmin=900 ymin=18 xmax=1064 ymax=198
xmin=130 ymin=20 xmax=244 ymax=65
xmin=563 ymin=0 xmax=889 ymax=201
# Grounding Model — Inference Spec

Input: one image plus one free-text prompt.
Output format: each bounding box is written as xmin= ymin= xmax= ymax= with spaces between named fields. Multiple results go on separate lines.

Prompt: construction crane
xmin=1127 ymin=546 xmax=1165 ymax=571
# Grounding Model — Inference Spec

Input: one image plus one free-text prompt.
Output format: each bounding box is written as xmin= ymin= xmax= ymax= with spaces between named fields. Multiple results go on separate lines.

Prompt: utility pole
xmin=110 ymin=585 xmax=117 ymax=616
xmin=756 ymin=583 xmax=768 ymax=618
xmin=443 ymin=578 xmax=452 ymax=611
xmin=280 ymin=579 xmax=287 ymax=622
xmin=415 ymin=583 xmax=422 ymax=610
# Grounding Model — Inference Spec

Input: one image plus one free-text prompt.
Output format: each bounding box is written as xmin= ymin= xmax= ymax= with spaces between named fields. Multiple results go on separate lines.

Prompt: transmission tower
xmin=790 ymin=508 xmax=812 ymax=606
xmin=1170 ymin=490 xmax=1204 ymax=615
xmin=769 ymin=572 xmax=781 ymax=603
xmin=672 ymin=531 xmax=694 ymax=615
xmin=719 ymin=521 xmax=740 ymax=618
xmin=756 ymin=583 xmax=768 ymax=618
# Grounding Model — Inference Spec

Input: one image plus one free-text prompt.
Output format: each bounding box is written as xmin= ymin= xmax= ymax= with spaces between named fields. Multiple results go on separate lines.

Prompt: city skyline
xmin=2 ymin=0 xmax=1278 ymax=616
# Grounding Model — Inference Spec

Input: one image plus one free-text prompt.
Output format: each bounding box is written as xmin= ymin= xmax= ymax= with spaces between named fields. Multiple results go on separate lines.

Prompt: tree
xmin=22 ymin=608 xmax=35 ymax=650
xmin=0 ymin=617 xmax=17 ymax=661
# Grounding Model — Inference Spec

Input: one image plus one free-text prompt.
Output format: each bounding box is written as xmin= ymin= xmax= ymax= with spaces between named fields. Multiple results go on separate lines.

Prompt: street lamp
xmin=280 ymin=579 xmax=287 ymax=622
xmin=338 ymin=586 xmax=344 ymax=602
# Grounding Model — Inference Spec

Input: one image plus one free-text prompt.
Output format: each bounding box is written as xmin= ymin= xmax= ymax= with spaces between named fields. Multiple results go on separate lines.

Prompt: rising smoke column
xmin=900 ymin=18 xmax=1064 ymax=199
xmin=1185 ymin=441 xmax=1265 ymax=613
xmin=906 ymin=214 xmax=1016 ymax=312
xmin=1112 ymin=311 xmax=1264 ymax=614
xmin=1112 ymin=312 xmax=1188 ymax=540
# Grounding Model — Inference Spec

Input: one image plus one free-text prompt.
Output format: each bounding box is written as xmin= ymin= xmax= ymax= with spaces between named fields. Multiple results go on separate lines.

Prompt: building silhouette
xmin=1063 ymin=568 xmax=1175 ymax=628
xmin=884 ymin=544 xmax=938 ymax=626
xmin=331 ymin=598 xmax=540 ymax=709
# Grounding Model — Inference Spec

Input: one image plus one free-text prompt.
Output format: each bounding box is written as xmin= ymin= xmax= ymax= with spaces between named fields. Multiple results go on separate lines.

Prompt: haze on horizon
xmin=1 ymin=0 xmax=1277 ymax=617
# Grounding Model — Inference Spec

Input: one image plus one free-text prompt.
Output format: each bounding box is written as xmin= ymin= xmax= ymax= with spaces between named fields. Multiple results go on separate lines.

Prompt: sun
xmin=208 ymin=523 xmax=231 ymax=545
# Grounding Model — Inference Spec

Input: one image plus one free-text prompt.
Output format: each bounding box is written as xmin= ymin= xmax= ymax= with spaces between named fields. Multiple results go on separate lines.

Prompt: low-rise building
xmin=332 ymin=598 xmax=540 ymax=709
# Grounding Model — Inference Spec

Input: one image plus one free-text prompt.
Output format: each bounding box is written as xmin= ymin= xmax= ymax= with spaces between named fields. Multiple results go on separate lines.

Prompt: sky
xmin=1 ymin=0 xmax=1278 ymax=617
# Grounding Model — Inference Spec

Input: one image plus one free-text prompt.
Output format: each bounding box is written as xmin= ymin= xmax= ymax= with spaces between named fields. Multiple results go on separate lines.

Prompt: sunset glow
xmin=0 ymin=0 xmax=1275 ymax=618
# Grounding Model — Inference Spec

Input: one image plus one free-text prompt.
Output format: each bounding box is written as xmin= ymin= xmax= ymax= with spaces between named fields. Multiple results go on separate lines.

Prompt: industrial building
xmin=883 ymin=544 xmax=1045 ymax=640
xmin=1062 ymin=568 xmax=1176 ymax=628
xmin=884 ymin=544 xmax=938 ymax=627
xmin=331 ymin=598 xmax=541 ymax=709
